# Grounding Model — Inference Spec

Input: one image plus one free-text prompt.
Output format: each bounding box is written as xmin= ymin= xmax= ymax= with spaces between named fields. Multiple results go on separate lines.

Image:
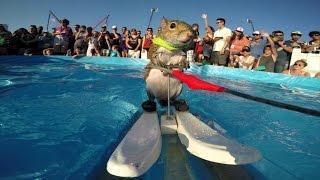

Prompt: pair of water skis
xmin=106 ymin=107 xmax=262 ymax=177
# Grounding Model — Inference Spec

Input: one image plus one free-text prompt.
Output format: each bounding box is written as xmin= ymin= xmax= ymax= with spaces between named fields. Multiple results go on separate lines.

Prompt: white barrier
xmin=290 ymin=48 xmax=320 ymax=76
xmin=141 ymin=49 xmax=148 ymax=60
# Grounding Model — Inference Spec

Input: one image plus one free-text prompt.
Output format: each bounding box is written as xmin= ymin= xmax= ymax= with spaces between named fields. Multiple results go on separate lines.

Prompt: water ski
xmin=176 ymin=111 xmax=262 ymax=165
xmin=106 ymin=111 xmax=161 ymax=177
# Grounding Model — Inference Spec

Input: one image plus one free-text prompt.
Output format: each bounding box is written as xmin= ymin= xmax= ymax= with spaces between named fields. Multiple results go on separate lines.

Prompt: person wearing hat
xmin=250 ymin=31 xmax=272 ymax=68
xmin=283 ymin=31 xmax=305 ymax=53
xmin=109 ymin=25 xmax=120 ymax=47
xmin=228 ymin=27 xmax=250 ymax=67
xmin=283 ymin=59 xmax=310 ymax=77
xmin=306 ymin=31 xmax=320 ymax=53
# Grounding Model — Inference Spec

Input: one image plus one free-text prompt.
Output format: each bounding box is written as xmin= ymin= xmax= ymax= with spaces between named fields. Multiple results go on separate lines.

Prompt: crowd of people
xmin=0 ymin=15 xmax=319 ymax=78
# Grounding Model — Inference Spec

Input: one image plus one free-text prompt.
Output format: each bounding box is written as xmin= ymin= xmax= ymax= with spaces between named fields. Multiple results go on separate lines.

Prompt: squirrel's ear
xmin=160 ymin=17 xmax=167 ymax=28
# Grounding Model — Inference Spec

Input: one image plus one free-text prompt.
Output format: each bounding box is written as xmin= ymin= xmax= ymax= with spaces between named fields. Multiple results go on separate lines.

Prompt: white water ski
xmin=107 ymin=111 xmax=161 ymax=177
xmin=176 ymin=111 xmax=262 ymax=165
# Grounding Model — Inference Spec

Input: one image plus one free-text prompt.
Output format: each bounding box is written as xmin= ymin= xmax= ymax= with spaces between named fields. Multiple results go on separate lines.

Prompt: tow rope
xmin=171 ymin=70 xmax=320 ymax=117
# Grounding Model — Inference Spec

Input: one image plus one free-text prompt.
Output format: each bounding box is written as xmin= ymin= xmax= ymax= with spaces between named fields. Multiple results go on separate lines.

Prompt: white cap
xmin=112 ymin=25 xmax=117 ymax=29
xmin=236 ymin=27 xmax=244 ymax=33
xmin=291 ymin=31 xmax=302 ymax=35
xmin=252 ymin=31 xmax=260 ymax=35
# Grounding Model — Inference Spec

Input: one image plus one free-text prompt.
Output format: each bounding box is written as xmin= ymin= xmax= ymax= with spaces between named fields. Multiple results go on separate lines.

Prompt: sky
xmin=0 ymin=0 xmax=319 ymax=41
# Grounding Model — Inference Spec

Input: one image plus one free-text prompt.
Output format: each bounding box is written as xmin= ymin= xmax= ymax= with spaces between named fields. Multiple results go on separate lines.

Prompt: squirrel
xmin=142 ymin=18 xmax=195 ymax=112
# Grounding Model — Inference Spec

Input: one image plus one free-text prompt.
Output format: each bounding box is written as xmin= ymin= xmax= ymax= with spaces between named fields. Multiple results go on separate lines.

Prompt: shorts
xmin=212 ymin=50 xmax=229 ymax=66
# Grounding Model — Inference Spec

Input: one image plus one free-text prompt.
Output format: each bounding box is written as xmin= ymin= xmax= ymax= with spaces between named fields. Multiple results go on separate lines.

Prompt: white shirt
xmin=213 ymin=27 xmax=232 ymax=51
xmin=238 ymin=55 xmax=255 ymax=69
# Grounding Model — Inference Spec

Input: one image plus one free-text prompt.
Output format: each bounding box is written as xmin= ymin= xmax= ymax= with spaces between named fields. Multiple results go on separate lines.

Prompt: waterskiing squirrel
xmin=142 ymin=18 xmax=195 ymax=112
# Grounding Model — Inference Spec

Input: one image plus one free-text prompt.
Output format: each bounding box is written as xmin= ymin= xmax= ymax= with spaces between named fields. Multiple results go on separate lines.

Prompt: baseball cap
xmin=252 ymin=31 xmax=260 ymax=35
xmin=236 ymin=27 xmax=244 ymax=33
xmin=291 ymin=31 xmax=302 ymax=35
xmin=112 ymin=25 xmax=117 ymax=29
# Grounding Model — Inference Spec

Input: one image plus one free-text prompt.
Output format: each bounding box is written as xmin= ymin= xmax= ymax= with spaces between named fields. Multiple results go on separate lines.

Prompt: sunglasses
xmin=253 ymin=34 xmax=260 ymax=36
xmin=294 ymin=63 xmax=303 ymax=67
xmin=242 ymin=49 xmax=250 ymax=52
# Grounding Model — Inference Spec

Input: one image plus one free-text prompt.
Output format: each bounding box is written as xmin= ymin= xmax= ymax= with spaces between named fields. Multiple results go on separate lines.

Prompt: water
xmin=0 ymin=56 xmax=319 ymax=179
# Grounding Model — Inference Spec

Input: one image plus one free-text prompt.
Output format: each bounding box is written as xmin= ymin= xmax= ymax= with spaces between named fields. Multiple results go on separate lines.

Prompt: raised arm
xmin=202 ymin=14 xmax=209 ymax=29
xmin=262 ymin=31 xmax=278 ymax=60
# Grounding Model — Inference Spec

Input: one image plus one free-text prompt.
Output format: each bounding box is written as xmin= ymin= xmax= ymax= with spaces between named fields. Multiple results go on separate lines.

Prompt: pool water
xmin=0 ymin=56 xmax=319 ymax=179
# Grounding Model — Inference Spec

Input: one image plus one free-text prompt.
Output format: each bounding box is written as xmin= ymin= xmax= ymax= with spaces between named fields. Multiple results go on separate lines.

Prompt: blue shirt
xmin=250 ymin=38 xmax=267 ymax=59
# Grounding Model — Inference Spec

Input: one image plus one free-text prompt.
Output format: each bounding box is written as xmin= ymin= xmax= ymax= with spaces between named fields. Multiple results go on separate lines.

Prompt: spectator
xmin=53 ymin=19 xmax=72 ymax=54
xmin=86 ymin=31 xmax=100 ymax=56
xmin=109 ymin=25 xmax=120 ymax=47
xmin=213 ymin=17 xmax=232 ymax=66
xmin=287 ymin=31 xmax=304 ymax=48
xmin=69 ymin=24 xmax=80 ymax=52
xmin=38 ymin=31 xmax=53 ymax=52
xmin=9 ymin=28 xmax=25 ymax=54
xmin=314 ymin=72 xmax=320 ymax=78
xmin=98 ymin=30 xmax=111 ymax=56
xmin=98 ymin=25 xmax=110 ymax=50
xmin=74 ymin=25 xmax=87 ymax=53
xmin=72 ymin=47 xmax=85 ymax=59
xmin=272 ymin=30 xmax=291 ymax=73
xmin=228 ymin=27 xmax=250 ymax=67
xmin=43 ymin=48 xmax=54 ymax=56
xmin=126 ymin=28 xmax=141 ymax=58
xmin=283 ymin=31 xmax=306 ymax=57
xmin=109 ymin=45 xmax=121 ymax=57
xmin=194 ymin=40 xmax=204 ymax=62
xmin=201 ymin=14 xmax=215 ymax=64
xmin=21 ymin=25 xmax=39 ymax=55
xmin=283 ymin=59 xmax=310 ymax=77
xmin=256 ymin=42 xmax=277 ymax=72
xmin=306 ymin=31 xmax=320 ymax=53
xmin=0 ymin=24 xmax=12 ymax=55
xmin=37 ymin=26 xmax=43 ymax=35
xmin=189 ymin=23 xmax=201 ymax=56
xmin=234 ymin=46 xmax=255 ymax=70
xmin=120 ymin=27 xmax=129 ymax=57
xmin=142 ymin=27 xmax=153 ymax=53
xmin=250 ymin=31 xmax=268 ymax=66
xmin=74 ymin=24 xmax=80 ymax=35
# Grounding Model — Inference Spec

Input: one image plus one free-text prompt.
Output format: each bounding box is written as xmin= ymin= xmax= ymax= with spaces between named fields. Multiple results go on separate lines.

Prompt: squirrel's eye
xmin=170 ymin=22 xmax=176 ymax=29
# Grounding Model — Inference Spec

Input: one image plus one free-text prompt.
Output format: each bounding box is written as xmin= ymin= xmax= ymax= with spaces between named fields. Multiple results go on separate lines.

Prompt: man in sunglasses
xmin=306 ymin=31 xmax=320 ymax=53
xmin=271 ymin=30 xmax=292 ymax=73
xmin=212 ymin=17 xmax=232 ymax=66
xmin=283 ymin=59 xmax=310 ymax=77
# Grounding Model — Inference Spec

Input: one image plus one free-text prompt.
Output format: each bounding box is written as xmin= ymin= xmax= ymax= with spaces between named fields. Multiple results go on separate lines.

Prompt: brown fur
xmin=144 ymin=18 xmax=194 ymax=80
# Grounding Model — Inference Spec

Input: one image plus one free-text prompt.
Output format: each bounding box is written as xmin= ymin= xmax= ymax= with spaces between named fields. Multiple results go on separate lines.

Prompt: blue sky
xmin=0 ymin=0 xmax=319 ymax=41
